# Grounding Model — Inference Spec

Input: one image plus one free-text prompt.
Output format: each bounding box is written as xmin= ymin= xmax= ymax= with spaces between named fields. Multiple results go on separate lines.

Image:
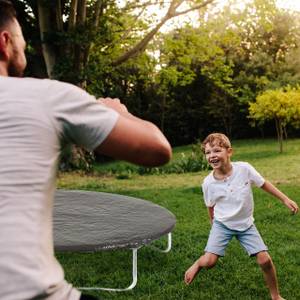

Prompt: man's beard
xmin=8 ymin=61 xmax=24 ymax=77
xmin=7 ymin=49 xmax=26 ymax=77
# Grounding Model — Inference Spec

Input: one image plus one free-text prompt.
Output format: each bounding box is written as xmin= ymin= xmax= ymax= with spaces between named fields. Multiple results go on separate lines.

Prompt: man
xmin=0 ymin=1 xmax=172 ymax=299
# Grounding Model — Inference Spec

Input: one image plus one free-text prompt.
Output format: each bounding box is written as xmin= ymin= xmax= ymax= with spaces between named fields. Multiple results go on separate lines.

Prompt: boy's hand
xmin=284 ymin=199 xmax=299 ymax=214
xmin=261 ymin=181 xmax=298 ymax=214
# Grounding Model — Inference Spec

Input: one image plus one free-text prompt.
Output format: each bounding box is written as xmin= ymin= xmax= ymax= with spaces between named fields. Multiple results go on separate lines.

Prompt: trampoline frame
xmin=79 ymin=232 xmax=172 ymax=292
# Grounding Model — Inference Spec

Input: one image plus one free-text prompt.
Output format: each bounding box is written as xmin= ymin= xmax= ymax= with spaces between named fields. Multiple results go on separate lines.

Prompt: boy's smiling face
xmin=204 ymin=142 xmax=233 ymax=171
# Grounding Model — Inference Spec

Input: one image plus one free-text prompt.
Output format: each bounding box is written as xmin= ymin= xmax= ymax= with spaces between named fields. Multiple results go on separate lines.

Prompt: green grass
xmin=56 ymin=138 xmax=300 ymax=299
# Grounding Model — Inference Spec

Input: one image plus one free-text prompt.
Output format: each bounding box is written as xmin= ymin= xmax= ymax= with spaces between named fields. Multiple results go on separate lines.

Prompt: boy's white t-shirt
xmin=202 ymin=162 xmax=265 ymax=231
xmin=0 ymin=76 xmax=119 ymax=300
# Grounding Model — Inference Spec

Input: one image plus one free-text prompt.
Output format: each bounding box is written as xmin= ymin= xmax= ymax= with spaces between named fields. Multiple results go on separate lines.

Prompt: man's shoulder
xmin=22 ymin=77 xmax=74 ymax=90
xmin=7 ymin=77 xmax=78 ymax=92
xmin=21 ymin=78 xmax=92 ymax=103
xmin=2 ymin=77 xmax=91 ymax=100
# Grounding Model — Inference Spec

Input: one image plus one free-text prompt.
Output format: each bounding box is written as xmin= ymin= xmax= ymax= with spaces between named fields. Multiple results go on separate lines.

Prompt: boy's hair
xmin=0 ymin=0 xmax=16 ymax=30
xmin=201 ymin=133 xmax=231 ymax=152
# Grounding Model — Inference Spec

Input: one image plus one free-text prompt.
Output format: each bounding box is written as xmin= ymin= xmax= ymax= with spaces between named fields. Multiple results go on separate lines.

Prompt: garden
xmin=57 ymin=139 xmax=300 ymax=300
xmin=13 ymin=0 xmax=300 ymax=298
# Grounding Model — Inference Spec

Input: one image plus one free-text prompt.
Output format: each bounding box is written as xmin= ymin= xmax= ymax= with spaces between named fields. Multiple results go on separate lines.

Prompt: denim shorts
xmin=205 ymin=220 xmax=268 ymax=257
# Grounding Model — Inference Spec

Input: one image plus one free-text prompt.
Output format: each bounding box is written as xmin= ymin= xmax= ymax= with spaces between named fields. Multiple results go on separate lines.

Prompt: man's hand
xmin=95 ymin=97 xmax=172 ymax=167
xmin=97 ymin=97 xmax=128 ymax=115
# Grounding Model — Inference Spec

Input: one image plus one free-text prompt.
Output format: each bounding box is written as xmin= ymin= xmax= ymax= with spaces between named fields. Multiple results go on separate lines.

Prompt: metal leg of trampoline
xmin=78 ymin=247 xmax=139 ymax=292
xmin=78 ymin=232 xmax=172 ymax=292
xmin=148 ymin=232 xmax=172 ymax=253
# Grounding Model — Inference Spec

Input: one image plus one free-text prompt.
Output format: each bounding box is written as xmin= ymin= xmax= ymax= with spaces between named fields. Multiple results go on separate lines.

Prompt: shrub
xmin=91 ymin=143 xmax=210 ymax=177
xmin=138 ymin=144 xmax=209 ymax=175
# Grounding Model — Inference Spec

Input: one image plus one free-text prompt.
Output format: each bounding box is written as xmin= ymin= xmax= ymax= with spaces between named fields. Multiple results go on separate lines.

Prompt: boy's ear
xmin=0 ymin=31 xmax=11 ymax=60
xmin=227 ymin=147 xmax=233 ymax=156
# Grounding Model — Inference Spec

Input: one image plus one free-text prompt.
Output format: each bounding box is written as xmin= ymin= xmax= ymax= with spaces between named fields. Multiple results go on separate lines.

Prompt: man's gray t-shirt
xmin=0 ymin=76 xmax=119 ymax=300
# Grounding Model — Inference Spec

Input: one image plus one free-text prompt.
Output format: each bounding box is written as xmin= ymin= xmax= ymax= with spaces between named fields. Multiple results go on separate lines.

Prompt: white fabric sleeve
xmin=202 ymin=182 xmax=215 ymax=207
xmin=246 ymin=162 xmax=265 ymax=187
xmin=50 ymin=80 xmax=119 ymax=151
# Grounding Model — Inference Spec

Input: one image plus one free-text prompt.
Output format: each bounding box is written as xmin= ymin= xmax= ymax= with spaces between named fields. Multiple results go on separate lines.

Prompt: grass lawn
xmin=56 ymin=138 xmax=300 ymax=300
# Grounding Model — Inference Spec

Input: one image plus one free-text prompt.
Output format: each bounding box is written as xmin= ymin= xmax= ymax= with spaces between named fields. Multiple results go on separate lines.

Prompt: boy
xmin=184 ymin=133 xmax=298 ymax=300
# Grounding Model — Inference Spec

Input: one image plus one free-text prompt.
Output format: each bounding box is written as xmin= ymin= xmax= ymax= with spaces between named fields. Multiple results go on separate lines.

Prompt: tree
xmin=14 ymin=0 xmax=216 ymax=84
xmin=14 ymin=0 xmax=300 ymax=149
xmin=249 ymin=87 xmax=300 ymax=152
xmin=112 ymin=0 xmax=216 ymax=66
xmin=229 ymin=0 xmax=300 ymax=104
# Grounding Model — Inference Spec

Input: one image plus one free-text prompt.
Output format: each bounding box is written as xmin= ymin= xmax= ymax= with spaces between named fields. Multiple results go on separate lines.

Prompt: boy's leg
xmin=237 ymin=225 xmax=284 ymax=300
xmin=256 ymin=251 xmax=285 ymax=300
xmin=185 ymin=220 xmax=233 ymax=285
xmin=184 ymin=252 xmax=218 ymax=284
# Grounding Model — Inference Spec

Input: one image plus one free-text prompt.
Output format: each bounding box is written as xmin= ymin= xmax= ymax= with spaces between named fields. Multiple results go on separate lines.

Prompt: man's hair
xmin=0 ymin=0 xmax=16 ymax=30
xmin=201 ymin=133 xmax=231 ymax=152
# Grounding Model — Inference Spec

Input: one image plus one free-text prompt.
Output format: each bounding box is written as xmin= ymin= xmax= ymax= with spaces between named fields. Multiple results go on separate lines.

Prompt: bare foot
xmin=184 ymin=260 xmax=201 ymax=285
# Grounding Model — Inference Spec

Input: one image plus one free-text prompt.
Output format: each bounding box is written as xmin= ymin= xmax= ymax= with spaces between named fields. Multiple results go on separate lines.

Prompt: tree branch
xmin=118 ymin=5 xmax=147 ymax=43
xmin=112 ymin=0 xmax=216 ymax=66
xmin=172 ymin=0 xmax=215 ymax=18
xmin=122 ymin=1 xmax=171 ymax=12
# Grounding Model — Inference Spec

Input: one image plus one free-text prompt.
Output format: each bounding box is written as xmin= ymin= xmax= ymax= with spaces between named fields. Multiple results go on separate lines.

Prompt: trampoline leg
xmin=79 ymin=247 xmax=139 ymax=292
xmin=148 ymin=232 xmax=172 ymax=253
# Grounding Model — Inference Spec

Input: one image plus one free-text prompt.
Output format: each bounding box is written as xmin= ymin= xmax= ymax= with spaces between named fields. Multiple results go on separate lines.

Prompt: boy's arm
xmin=261 ymin=180 xmax=299 ymax=214
xmin=207 ymin=206 xmax=215 ymax=224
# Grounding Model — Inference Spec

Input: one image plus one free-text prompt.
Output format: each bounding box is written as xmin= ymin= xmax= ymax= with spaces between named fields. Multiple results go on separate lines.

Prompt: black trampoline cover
xmin=54 ymin=190 xmax=176 ymax=252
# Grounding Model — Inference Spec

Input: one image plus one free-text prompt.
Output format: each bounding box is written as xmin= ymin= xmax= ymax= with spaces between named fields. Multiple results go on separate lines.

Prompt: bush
xmin=90 ymin=143 xmax=210 ymax=177
xmin=60 ymin=145 xmax=95 ymax=172
xmin=138 ymin=144 xmax=209 ymax=175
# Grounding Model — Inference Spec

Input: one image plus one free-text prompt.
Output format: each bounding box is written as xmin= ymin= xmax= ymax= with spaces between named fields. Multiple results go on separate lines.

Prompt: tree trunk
xmin=275 ymin=118 xmax=283 ymax=153
xmin=283 ymin=125 xmax=288 ymax=140
xmin=94 ymin=0 xmax=103 ymax=27
xmin=73 ymin=0 xmax=87 ymax=87
xmin=69 ymin=0 xmax=78 ymax=29
xmin=161 ymin=93 xmax=166 ymax=133
xmin=37 ymin=0 xmax=57 ymax=78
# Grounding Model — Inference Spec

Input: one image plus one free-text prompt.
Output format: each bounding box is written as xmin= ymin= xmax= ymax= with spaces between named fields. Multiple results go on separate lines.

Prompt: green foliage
xmin=249 ymin=87 xmax=300 ymax=126
xmin=230 ymin=1 xmax=300 ymax=105
xmin=249 ymin=86 xmax=300 ymax=151
xmin=138 ymin=150 xmax=209 ymax=175
xmin=92 ymin=143 xmax=210 ymax=177
xmin=60 ymin=145 xmax=95 ymax=172
xmin=17 ymin=0 xmax=300 ymax=146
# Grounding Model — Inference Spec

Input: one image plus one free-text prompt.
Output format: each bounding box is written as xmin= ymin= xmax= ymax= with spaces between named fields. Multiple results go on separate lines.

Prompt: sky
xmin=277 ymin=0 xmax=300 ymax=11
xmin=117 ymin=1 xmax=300 ymax=33
xmin=161 ymin=0 xmax=300 ymax=32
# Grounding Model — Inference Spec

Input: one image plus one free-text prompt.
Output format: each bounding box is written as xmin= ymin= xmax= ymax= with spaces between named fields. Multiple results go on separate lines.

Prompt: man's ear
xmin=0 ymin=31 xmax=10 ymax=60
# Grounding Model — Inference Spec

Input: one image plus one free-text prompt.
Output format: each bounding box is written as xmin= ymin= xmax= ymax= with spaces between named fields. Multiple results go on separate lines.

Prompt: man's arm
xmin=95 ymin=98 xmax=172 ymax=167
xmin=261 ymin=180 xmax=299 ymax=214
